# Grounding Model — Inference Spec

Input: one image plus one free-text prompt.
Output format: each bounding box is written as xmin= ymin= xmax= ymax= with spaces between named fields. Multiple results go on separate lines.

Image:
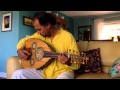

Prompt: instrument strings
xmin=43 ymin=51 xmax=85 ymax=59
xmin=44 ymin=51 xmax=60 ymax=58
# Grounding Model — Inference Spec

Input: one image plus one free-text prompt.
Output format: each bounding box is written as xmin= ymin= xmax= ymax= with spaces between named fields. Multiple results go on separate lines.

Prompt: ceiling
xmin=60 ymin=11 xmax=120 ymax=17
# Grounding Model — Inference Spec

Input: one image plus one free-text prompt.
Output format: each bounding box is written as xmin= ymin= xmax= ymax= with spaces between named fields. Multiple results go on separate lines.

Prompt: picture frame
xmin=23 ymin=16 xmax=33 ymax=27
xmin=2 ymin=12 xmax=12 ymax=32
xmin=76 ymin=25 xmax=91 ymax=42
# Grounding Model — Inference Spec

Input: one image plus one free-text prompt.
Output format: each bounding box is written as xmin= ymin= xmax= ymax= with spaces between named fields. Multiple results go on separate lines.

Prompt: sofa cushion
xmin=75 ymin=48 xmax=102 ymax=74
xmin=77 ymin=41 xmax=120 ymax=67
xmin=77 ymin=41 xmax=88 ymax=52
xmin=109 ymin=57 xmax=120 ymax=78
xmin=87 ymin=41 xmax=120 ymax=67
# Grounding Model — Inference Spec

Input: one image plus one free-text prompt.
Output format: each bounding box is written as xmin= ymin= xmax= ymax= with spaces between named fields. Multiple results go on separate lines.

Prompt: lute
xmin=21 ymin=38 xmax=89 ymax=69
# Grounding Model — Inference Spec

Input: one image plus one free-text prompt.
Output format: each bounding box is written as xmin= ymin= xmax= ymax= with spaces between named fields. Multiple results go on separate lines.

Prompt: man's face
xmin=33 ymin=19 xmax=50 ymax=37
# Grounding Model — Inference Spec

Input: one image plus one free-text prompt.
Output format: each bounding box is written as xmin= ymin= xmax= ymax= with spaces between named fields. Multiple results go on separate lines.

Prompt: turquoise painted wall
xmin=73 ymin=13 xmax=120 ymax=40
xmin=0 ymin=11 xmax=19 ymax=72
xmin=73 ymin=17 xmax=93 ymax=40
xmin=19 ymin=11 xmax=38 ymax=40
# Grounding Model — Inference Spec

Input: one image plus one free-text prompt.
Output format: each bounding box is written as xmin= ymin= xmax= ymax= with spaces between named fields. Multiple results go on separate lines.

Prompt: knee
xmin=56 ymin=72 xmax=74 ymax=79
xmin=11 ymin=69 xmax=25 ymax=79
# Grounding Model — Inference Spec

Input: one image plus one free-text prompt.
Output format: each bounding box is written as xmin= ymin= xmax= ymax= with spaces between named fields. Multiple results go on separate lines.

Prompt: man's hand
xmin=58 ymin=53 xmax=71 ymax=66
xmin=17 ymin=49 xmax=31 ymax=60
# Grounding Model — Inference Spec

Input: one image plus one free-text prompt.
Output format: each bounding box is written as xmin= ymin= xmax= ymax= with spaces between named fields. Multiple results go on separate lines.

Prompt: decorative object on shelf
xmin=23 ymin=16 xmax=33 ymax=27
xmin=2 ymin=12 xmax=12 ymax=32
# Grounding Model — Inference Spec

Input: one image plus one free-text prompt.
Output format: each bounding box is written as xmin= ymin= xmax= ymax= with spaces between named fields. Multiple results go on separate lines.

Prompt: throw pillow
xmin=109 ymin=57 xmax=120 ymax=78
xmin=74 ymin=48 xmax=102 ymax=74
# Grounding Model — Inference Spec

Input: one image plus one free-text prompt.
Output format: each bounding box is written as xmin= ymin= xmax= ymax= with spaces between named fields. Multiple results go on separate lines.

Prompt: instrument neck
xmin=44 ymin=51 xmax=84 ymax=59
xmin=44 ymin=51 xmax=64 ymax=58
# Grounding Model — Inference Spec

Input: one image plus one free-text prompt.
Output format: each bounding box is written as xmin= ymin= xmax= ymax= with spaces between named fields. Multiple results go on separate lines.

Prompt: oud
xmin=21 ymin=38 xmax=88 ymax=69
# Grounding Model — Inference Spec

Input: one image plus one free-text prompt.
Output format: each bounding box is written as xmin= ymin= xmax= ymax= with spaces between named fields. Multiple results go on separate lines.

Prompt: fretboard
xmin=43 ymin=51 xmax=86 ymax=60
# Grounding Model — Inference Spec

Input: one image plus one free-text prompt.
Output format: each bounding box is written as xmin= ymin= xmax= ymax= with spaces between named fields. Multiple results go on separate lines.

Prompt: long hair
xmin=33 ymin=12 xmax=56 ymax=26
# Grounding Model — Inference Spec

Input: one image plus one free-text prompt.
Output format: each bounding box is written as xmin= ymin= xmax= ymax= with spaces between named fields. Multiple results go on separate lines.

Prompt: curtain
xmin=93 ymin=18 xmax=104 ymax=40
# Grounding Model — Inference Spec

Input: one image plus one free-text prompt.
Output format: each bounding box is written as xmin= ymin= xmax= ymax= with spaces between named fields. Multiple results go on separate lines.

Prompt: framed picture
xmin=76 ymin=25 xmax=91 ymax=42
xmin=2 ymin=12 xmax=12 ymax=32
xmin=23 ymin=16 xmax=33 ymax=27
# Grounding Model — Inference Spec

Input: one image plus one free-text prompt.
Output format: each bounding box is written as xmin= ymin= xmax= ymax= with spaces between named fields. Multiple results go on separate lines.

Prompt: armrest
xmin=6 ymin=56 xmax=23 ymax=79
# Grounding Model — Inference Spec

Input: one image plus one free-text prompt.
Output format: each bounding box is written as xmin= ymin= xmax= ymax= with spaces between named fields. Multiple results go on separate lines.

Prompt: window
xmin=101 ymin=20 xmax=120 ymax=40
xmin=94 ymin=19 xmax=120 ymax=40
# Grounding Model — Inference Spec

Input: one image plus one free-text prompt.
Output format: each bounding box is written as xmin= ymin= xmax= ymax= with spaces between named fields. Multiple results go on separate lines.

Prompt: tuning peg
xmin=85 ymin=57 xmax=89 ymax=61
xmin=77 ymin=58 xmax=81 ymax=64
xmin=73 ymin=57 xmax=76 ymax=63
xmin=70 ymin=58 xmax=73 ymax=63
xmin=83 ymin=53 xmax=86 ymax=57
xmin=80 ymin=52 xmax=84 ymax=56
xmin=72 ymin=50 xmax=76 ymax=63
xmin=77 ymin=51 xmax=81 ymax=63
xmin=83 ymin=60 xmax=85 ymax=64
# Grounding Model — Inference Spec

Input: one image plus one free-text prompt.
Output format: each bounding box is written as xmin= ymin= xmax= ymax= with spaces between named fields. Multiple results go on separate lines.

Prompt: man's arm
xmin=17 ymin=32 xmax=45 ymax=60
xmin=65 ymin=33 xmax=81 ymax=70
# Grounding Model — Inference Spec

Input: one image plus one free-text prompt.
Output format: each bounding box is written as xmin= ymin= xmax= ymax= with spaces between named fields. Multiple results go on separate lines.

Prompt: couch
xmin=75 ymin=40 xmax=120 ymax=79
xmin=6 ymin=41 xmax=120 ymax=79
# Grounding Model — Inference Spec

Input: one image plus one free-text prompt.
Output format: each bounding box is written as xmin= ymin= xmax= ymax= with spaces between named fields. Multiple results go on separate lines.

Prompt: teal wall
xmin=73 ymin=13 xmax=120 ymax=40
xmin=19 ymin=11 xmax=38 ymax=40
xmin=0 ymin=11 xmax=19 ymax=72
xmin=73 ymin=17 xmax=93 ymax=40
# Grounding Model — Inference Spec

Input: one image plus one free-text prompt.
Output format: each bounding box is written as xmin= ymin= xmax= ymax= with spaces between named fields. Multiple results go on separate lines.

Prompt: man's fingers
xmin=58 ymin=55 xmax=67 ymax=64
xmin=23 ymin=50 xmax=31 ymax=55
xmin=21 ymin=55 xmax=29 ymax=60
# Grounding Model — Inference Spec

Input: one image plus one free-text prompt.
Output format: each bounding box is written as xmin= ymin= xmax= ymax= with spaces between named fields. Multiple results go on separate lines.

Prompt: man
xmin=11 ymin=12 xmax=81 ymax=79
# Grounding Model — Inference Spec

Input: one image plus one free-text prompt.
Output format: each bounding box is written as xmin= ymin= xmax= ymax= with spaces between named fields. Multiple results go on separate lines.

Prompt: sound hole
xmin=35 ymin=47 xmax=44 ymax=61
